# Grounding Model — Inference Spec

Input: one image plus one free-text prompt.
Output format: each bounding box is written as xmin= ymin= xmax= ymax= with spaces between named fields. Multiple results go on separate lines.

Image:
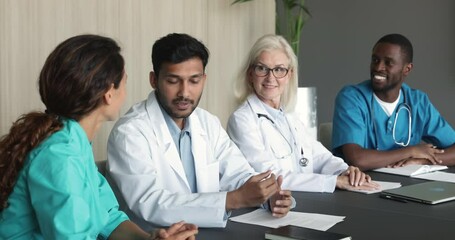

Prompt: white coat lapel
xmin=146 ymin=92 xmax=190 ymax=190
xmin=247 ymin=94 xmax=269 ymax=119
xmin=189 ymin=113 xmax=212 ymax=192
xmin=286 ymin=114 xmax=313 ymax=170
xmin=286 ymin=115 xmax=302 ymax=149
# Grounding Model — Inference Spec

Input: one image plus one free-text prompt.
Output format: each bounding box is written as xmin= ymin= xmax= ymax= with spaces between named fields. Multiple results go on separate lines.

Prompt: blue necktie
xmin=179 ymin=131 xmax=197 ymax=193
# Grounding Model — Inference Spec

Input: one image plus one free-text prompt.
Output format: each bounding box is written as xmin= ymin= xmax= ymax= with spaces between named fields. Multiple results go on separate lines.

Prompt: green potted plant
xmin=232 ymin=0 xmax=310 ymax=55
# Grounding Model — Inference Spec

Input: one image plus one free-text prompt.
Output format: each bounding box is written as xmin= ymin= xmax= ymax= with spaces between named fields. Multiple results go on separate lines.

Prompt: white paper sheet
xmin=348 ymin=180 xmax=402 ymax=194
xmin=229 ymin=209 xmax=345 ymax=231
xmin=413 ymin=171 xmax=455 ymax=183
xmin=373 ymin=165 xmax=448 ymax=176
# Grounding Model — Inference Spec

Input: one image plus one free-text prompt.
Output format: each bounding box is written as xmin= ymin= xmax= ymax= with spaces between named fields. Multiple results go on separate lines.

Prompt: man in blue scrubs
xmin=332 ymin=33 xmax=455 ymax=170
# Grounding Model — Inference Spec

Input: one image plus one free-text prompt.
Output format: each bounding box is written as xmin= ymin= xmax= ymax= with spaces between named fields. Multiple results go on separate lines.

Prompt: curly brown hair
xmin=0 ymin=34 xmax=124 ymax=211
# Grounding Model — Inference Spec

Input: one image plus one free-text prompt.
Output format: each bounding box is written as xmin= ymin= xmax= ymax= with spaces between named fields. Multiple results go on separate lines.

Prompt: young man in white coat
xmin=107 ymin=33 xmax=293 ymax=231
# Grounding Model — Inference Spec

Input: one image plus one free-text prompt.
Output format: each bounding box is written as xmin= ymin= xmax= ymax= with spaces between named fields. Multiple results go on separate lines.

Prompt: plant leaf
xmin=231 ymin=0 xmax=254 ymax=5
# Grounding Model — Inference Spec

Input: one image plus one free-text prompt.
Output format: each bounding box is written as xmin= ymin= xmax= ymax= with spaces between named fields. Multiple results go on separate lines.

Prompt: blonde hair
xmin=233 ymin=34 xmax=298 ymax=112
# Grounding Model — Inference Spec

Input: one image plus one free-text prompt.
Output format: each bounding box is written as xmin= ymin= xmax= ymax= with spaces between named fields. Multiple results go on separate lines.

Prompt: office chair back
xmin=318 ymin=122 xmax=333 ymax=151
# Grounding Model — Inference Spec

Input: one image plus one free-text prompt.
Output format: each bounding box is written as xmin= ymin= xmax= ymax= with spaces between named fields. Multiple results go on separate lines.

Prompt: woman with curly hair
xmin=0 ymin=34 xmax=197 ymax=240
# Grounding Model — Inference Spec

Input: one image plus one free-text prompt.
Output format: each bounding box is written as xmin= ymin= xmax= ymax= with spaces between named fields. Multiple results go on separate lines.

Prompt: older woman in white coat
xmin=227 ymin=34 xmax=379 ymax=192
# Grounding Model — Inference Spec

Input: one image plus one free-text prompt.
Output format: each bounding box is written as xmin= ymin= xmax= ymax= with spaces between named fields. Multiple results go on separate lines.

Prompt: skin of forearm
xmin=225 ymin=191 xmax=241 ymax=211
xmin=344 ymin=145 xmax=415 ymax=170
xmin=108 ymin=221 xmax=150 ymax=240
xmin=437 ymin=146 xmax=455 ymax=166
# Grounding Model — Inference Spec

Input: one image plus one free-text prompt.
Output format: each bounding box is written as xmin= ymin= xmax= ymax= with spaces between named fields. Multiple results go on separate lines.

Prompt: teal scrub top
xmin=0 ymin=119 xmax=128 ymax=239
xmin=332 ymin=80 xmax=455 ymax=157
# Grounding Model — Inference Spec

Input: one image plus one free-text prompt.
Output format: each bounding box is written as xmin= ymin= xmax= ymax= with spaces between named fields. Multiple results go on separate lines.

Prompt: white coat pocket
xmin=196 ymin=161 xmax=220 ymax=192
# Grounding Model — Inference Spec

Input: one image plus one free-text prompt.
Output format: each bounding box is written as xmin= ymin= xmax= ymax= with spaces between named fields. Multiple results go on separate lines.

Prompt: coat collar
xmin=144 ymin=91 xmax=208 ymax=192
xmin=247 ymin=94 xmax=270 ymax=118
xmin=247 ymin=93 xmax=302 ymax=150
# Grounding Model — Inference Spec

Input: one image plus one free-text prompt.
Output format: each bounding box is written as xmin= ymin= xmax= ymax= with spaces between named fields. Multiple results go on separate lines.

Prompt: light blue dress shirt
xmin=332 ymin=80 xmax=455 ymax=158
xmin=161 ymin=106 xmax=197 ymax=193
xmin=0 ymin=119 xmax=128 ymax=239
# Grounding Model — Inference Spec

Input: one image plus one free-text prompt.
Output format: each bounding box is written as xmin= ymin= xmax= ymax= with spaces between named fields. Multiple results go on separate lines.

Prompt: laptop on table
xmin=380 ymin=181 xmax=455 ymax=205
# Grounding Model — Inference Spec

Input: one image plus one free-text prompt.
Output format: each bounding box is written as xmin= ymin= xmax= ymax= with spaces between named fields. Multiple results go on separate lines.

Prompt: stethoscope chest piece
xmin=299 ymin=157 xmax=309 ymax=167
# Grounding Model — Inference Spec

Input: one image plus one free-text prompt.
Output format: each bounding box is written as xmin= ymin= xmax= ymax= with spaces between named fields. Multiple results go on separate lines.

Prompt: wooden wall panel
xmin=0 ymin=0 xmax=275 ymax=160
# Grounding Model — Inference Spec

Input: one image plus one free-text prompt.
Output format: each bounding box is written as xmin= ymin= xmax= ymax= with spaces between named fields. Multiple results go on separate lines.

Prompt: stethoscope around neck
xmin=371 ymin=89 xmax=412 ymax=149
xmin=257 ymin=113 xmax=309 ymax=167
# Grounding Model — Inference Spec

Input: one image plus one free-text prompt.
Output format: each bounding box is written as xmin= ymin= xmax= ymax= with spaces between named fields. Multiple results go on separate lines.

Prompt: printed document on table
xmin=348 ymin=180 xmax=402 ymax=194
xmin=229 ymin=209 xmax=345 ymax=231
xmin=413 ymin=171 xmax=455 ymax=183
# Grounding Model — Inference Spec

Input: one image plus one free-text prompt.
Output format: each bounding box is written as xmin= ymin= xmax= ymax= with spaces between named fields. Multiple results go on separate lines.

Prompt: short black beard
xmin=371 ymin=80 xmax=400 ymax=94
xmin=154 ymin=89 xmax=201 ymax=119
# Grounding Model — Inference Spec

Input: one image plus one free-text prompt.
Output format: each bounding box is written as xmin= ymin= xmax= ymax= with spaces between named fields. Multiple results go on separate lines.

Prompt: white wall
xmin=0 ymin=0 xmax=275 ymax=160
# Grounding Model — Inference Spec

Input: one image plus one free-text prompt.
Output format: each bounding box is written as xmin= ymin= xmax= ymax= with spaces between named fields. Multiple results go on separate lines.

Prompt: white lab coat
xmin=107 ymin=91 xmax=256 ymax=230
xmin=227 ymin=94 xmax=348 ymax=193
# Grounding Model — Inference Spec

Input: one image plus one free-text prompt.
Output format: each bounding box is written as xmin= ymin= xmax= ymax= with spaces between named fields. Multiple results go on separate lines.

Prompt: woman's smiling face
xmin=250 ymin=49 xmax=291 ymax=109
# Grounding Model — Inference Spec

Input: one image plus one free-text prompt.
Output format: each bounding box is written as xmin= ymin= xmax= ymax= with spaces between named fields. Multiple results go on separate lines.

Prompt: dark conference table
xmin=197 ymin=168 xmax=455 ymax=240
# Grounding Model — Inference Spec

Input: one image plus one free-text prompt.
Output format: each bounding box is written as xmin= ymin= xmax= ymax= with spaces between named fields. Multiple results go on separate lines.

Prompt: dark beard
xmin=370 ymin=74 xmax=401 ymax=94
xmin=155 ymin=90 xmax=201 ymax=119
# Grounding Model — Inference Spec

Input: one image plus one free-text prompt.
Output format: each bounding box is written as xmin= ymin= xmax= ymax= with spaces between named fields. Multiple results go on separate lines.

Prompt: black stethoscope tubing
xmin=257 ymin=113 xmax=309 ymax=167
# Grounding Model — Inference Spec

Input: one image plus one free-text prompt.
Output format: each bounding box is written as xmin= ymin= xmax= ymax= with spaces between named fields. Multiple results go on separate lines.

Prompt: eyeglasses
xmin=252 ymin=65 xmax=289 ymax=78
